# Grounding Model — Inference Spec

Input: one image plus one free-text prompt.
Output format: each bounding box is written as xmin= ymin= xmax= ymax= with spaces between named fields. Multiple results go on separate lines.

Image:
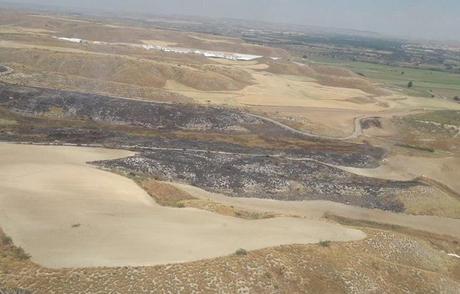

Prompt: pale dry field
xmin=340 ymin=155 xmax=460 ymax=193
xmin=170 ymin=182 xmax=460 ymax=238
xmin=166 ymin=68 xmax=378 ymax=109
xmin=0 ymin=143 xmax=365 ymax=269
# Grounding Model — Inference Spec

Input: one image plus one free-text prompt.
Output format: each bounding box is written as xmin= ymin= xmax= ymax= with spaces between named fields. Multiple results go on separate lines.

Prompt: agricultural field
xmin=308 ymin=58 xmax=460 ymax=99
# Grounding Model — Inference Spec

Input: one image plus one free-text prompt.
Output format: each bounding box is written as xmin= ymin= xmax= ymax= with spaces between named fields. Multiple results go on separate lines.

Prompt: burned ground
xmin=0 ymin=83 xmax=262 ymax=132
xmin=0 ymin=82 xmax=429 ymax=211
xmin=360 ymin=117 xmax=382 ymax=129
xmin=0 ymin=83 xmax=384 ymax=167
xmin=95 ymin=150 xmax=424 ymax=212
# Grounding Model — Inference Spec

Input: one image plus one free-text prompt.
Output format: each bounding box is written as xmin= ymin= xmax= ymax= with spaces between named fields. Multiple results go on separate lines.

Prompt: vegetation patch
xmin=0 ymin=118 xmax=17 ymax=126
xmin=309 ymin=59 xmax=460 ymax=98
xmin=139 ymin=179 xmax=196 ymax=207
xmin=235 ymin=248 xmax=248 ymax=256
xmin=395 ymin=143 xmax=435 ymax=153
xmin=319 ymin=240 xmax=331 ymax=247
xmin=0 ymin=230 xmax=30 ymax=261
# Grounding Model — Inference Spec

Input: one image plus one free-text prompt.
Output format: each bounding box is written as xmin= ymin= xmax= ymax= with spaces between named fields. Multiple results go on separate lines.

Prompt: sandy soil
xmin=0 ymin=143 xmax=365 ymax=269
xmin=171 ymin=182 xmax=460 ymax=239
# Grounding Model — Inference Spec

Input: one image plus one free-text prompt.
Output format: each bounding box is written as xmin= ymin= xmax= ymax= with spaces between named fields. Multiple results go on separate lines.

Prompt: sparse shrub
xmin=235 ymin=248 xmax=248 ymax=256
xmin=153 ymin=174 xmax=166 ymax=181
xmin=395 ymin=143 xmax=434 ymax=153
xmin=319 ymin=240 xmax=331 ymax=247
xmin=407 ymin=81 xmax=413 ymax=88
xmin=11 ymin=246 xmax=30 ymax=260
xmin=1 ymin=235 xmax=12 ymax=246
xmin=0 ymin=233 xmax=30 ymax=260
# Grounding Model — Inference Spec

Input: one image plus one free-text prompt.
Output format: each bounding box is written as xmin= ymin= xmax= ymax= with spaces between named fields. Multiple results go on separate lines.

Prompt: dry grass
xmin=397 ymin=191 xmax=460 ymax=219
xmin=315 ymin=74 xmax=387 ymax=96
xmin=0 ymin=118 xmax=17 ymax=126
xmin=181 ymin=198 xmax=277 ymax=220
xmin=1 ymin=228 xmax=459 ymax=293
xmin=139 ymin=179 xmax=196 ymax=207
xmin=140 ymin=179 xmax=277 ymax=219
xmin=0 ymin=47 xmax=252 ymax=91
xmin=324 ymin=214 xmax=460 ymax=255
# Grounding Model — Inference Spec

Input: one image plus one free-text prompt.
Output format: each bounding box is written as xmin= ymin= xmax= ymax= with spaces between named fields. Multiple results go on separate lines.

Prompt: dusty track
xmin=245 ymin=112 xmax=365 ymax=140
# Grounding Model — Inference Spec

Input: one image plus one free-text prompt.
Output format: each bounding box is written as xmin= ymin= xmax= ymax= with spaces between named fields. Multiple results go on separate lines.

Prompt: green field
xmin=409 ymin=110 xmax=460 ymax=126
xmin=308 ymin=57 xmax=460 ymax=99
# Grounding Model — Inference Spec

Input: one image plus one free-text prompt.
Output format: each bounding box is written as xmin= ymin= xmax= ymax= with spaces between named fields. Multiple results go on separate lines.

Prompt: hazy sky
xmin=4 ymin=0 xmax=460 ymax=40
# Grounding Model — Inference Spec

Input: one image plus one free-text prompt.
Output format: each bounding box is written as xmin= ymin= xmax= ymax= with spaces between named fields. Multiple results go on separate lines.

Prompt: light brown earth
xmin=0 ymin=143 xmax=365 ymax=269
xmin=169 ymin=182 xmax=460 ymax=239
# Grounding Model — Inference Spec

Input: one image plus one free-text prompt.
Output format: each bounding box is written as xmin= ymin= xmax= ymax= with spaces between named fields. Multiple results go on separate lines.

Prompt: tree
xmin=407 ymin=81 xmax=413 ymax=88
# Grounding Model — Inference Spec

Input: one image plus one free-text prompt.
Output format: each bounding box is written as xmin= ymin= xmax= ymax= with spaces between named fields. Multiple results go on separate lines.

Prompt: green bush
xmin=235 ymin=248 xmax=248 ymax=256
xmin=319 ymin=240 xmax=331 ymax=247
xmin=1 ymin=235 xmax=12 ymax=246
xmin=11 ymin=246 xmax=30 ymax=260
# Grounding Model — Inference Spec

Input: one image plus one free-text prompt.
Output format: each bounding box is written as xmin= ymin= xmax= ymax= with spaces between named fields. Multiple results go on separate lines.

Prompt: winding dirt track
xmin=245 ymin=112 xmax=365 ymax=140
xmin=0 ymin=143 xmax=365 ymax=269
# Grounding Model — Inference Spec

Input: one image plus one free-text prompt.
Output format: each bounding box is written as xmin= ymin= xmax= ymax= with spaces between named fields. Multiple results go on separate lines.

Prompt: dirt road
xmin=245 ymin=112 xmax=365 ymax=140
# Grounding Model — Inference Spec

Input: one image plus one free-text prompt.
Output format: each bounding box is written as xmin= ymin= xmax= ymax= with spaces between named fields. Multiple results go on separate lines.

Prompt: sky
xmin=3 ymin=0 xmax=460 ymax=41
